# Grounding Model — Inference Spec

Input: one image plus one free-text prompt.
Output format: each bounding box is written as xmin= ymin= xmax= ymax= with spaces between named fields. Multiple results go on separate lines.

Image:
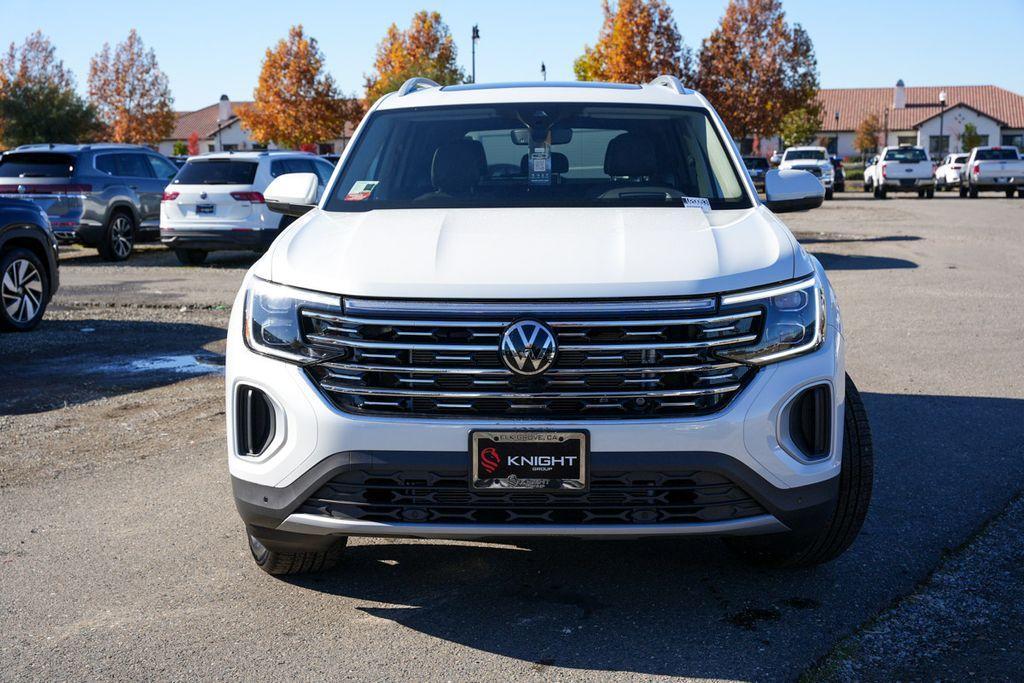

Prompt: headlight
xmin=716 ymin=276 xmax=826 ymax=365
xmin=243 ymin=276 xmax=341 ymax=364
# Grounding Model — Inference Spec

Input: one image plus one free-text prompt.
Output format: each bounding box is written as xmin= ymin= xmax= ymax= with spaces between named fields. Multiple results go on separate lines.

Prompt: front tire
xmin=726 ymin=375 xmax=873 ymax=568
xmin=174 ymin=249 xmax=208 ymax=266
xmin=1 ymin=247 xmax=49 ymax=332
xmin=825 ymin=188 xmax=834 ymax=200
xmin=247 ymin=527 xmax=348 ymax=576
xmin=1006 ymin=189 xmax=1016 ymax=198
xmin=98 ymin=211 xmax=135 ymax=261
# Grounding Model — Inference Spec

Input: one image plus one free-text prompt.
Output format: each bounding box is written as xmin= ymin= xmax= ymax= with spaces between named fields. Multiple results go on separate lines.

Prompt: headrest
xmin=519 ymin=152 xmax=569 ymax=175
xmin=431 ymin=140 xmax=483 ymax=193
xmin=604 ymin=133 xmax=657 ymax=177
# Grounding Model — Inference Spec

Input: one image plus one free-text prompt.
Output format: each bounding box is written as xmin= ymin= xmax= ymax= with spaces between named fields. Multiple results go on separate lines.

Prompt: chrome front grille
xmin=301 ymin=297 xmax=761 ymax=419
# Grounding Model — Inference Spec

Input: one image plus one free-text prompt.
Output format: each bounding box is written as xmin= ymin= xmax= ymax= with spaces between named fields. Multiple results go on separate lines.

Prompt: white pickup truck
xmin=957 ymin=146 xmax=1024 ymax=198
xmin=864 ymin=146 xmax=934 ymax=199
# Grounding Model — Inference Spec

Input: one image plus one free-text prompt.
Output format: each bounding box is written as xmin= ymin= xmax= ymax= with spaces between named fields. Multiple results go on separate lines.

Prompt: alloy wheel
xmin=111 ymin=215 xmax=134 ymax=259
xmin=2 ymin=258 xmax=44 ymax=323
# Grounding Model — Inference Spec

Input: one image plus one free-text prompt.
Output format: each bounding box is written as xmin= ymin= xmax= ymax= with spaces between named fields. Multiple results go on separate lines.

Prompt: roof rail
xmin=649 ymin=75 xmax=693 ymax=95
xmin=398 ymin=77 xmax=441 ymax=97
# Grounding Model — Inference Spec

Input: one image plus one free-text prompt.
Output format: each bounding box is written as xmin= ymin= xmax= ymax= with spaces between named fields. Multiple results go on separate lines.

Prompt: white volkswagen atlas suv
xmin=160 ymin=151 xmax=334 ymax=265
xmin=226 ymin=77 xmax=873 ymax=576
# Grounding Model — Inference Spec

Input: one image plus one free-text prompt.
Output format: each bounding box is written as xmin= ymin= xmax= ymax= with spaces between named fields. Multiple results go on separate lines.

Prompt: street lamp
xmin=834 ymin=110 xmax=840 ymax=155
xmin=471 ymin=25 xmax=480 ymax=84
xmin=939 ymin=90 xmax=948 ymax=157
xmin=541 ymin=62 xmax=547 ymax=81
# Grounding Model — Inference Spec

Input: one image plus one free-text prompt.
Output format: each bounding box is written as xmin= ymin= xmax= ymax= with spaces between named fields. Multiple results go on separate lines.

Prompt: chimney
xmin=893 ymin=79 xmax=906 ymax=110
xmin=218 ymin=94 xmax=232 ymax=123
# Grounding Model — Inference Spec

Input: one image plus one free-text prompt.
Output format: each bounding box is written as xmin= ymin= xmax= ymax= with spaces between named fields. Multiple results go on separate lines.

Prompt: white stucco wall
xmin=915 ymin=106 xmax=1002 ymax=155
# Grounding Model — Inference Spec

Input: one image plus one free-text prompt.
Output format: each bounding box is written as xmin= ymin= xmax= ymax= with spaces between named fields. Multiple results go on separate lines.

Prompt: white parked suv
xmin=226 ymin=77 xmax=872 ymax=576
xmin=934 ymin=153 xmax=968 ymax=191
xmin=778 ymin=146 xmax=834 ymax=199
xmin=160 ymin=151 xmax=335 ymax=265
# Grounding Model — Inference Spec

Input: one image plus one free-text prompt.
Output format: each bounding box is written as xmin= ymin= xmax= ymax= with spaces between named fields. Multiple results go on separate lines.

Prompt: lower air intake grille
xmin=297 ymin=469 xmax=766 ymax=525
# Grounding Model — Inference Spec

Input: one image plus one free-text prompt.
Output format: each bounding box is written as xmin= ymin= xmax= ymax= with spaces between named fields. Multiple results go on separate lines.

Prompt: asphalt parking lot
xmin=2 ymin=193 xmax=1023 ymax=681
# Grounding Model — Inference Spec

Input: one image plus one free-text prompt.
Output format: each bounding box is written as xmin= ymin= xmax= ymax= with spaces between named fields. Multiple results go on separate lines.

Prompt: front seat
xmin=598 ymin=132 xmax=681 ymax=199
xmin=418 ymin=139 xmax=484 ymax=200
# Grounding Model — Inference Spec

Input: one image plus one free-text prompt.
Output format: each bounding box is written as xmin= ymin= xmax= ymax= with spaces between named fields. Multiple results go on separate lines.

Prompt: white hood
xmin=268 ymin=206 xmax=804 ymax=299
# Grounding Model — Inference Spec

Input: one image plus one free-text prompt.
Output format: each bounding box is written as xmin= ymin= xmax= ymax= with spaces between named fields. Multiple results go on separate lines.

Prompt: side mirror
xmin=763 ymin=169 xmax=824 ymax=213
xmin=264 ymin=172 xmax=318 ymax=217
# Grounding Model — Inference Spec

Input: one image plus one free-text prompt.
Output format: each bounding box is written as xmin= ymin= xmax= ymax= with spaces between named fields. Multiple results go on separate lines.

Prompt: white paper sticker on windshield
xmin=345 ymin=180 xmax=379 ymax=201
xmin=683 ymin=197 xmax=711 ymax=212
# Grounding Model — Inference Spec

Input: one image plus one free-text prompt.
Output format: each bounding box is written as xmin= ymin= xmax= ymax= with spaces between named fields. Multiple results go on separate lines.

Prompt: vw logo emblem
xmin=199 ymin=191 xmax=208 ymax=200
xmin=16 ymin=184 xmax=26 ymax=194
xmin=500 ymin=320 xmax=557 ymax=375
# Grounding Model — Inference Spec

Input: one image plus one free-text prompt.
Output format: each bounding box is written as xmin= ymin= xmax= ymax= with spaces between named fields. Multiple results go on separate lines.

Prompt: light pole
xmin=834 ymin=110 xmax=840 ymax=156
xmin=938 ymin=90 xmax=947 ymax=157
xmin=471 ymin=25 xmax=479 ymax=83
xmin=541 ymin=62 xmax=546 ymax=81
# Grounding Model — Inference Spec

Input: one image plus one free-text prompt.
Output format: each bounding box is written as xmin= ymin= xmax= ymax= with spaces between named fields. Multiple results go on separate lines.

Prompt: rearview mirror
xmin=510 ymin=126 xmax=573 ymax=145
xmin=264 ymin=172 xmax=318 ymax=217
xmin=763 ymin=169 xmax=824 ymax=213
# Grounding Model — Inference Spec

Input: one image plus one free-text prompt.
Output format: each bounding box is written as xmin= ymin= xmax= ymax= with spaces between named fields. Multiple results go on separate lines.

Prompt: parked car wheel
xmin=959 ymin=184 xmax=968 ymax=198
xmin=174 ymin=249 xmax=208 ymax=266
xmin=1006 ymin=189 xmax=1016 ymax=198
xmin=725 ymin=374 xmax=873 ymax=568
xmin=247 ymin=526 xmax=348 ymax=576
xmin=1018 ymin=189 xmax=1024 ymax=198
xmin=825 ymin=188 xmax=834 ymax=200
xmin=98 ymin=210 xmax=135 ymax=261
xmin=926 ymin=189 xmax=934 ymax=199
xmin=0 ymin=247 xmax=50 ymax=332
xmin=873 ymin=185 xmax=886 ymax=199
xmin=969 ymin=184 xmax=979 ymax=199
xmin=863 ymin=179 xmax=872 ymax=193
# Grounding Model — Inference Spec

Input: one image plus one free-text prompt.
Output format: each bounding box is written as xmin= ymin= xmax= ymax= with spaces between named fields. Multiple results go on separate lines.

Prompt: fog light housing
xmin=785 ymin=384 xmax=832 ymax=461
xmin=236 ymin=385 xmax=276 ymax=456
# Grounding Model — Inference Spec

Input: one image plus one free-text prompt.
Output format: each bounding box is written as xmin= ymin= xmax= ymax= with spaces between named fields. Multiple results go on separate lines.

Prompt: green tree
xmin=0 ymin=31 xmax=99 ymax=146
xmin=959 ymin=122 xmax=984 ymax=152
xmin=777 ymin=107 xmax=820 ymax=147
xmin=0 ymin=82 xmax=101 ymax=146
xmin=172 ymin=140 xmax=188 ymax=156
xmin=364 ymin=11 xmax=464 ymax=105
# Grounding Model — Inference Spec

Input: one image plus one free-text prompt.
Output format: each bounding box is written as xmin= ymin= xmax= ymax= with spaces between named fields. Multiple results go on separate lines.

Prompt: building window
xmin=897 ymin=134 xmax=917 ymax=146
xmin=1002 ymin=134 xmax=1024 ymax=150
xmin=222 ymin=143 xmax=239 ymax=151
xmin=825 ymin=136 xmax=838 ymax=155
xmin=929 ymin=135 xmax=949 ymax=156
xmin=251 ymin=143 xmax=268 ymax=151
xmin=207 ymin=144 xmax=215 ymax=152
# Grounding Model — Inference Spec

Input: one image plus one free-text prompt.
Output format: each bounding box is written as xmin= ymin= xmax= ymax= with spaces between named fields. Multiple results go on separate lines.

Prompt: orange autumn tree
xmin=239 ymin=25 xmax=352 ymax=150
xmin=87 ymin=29 xmax=174 ymax=144
xmin=364 ymin=11 xmax=464 ymax=105
xmin=695 ymin=0 xmax=819 ymax=142
xmin=574 ymin=0 xmax=692 ymax=84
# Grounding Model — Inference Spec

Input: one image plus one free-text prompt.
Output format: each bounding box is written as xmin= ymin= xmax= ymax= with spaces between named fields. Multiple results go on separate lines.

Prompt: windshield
xmin=784 ymin=149 xmax=825 ymax=161
xmin=884 ymin=147 xmax=927 ymax=162
xmin=975 ymin=148 xmax=1018 ymax=161
xmin=324 ymin=103 xmax=750 ymax=211
xmin=743 ymin=157 xmax=769 ymax=170
xmin=173 ymin=160 xmax=258 ymax=185
xmin=0 ymin=152 xmax=75 ymax=178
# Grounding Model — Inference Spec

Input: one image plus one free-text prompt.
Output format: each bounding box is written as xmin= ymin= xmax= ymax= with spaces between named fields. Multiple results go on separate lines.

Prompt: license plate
xmin=471 ymin=431 xmax=587 ymax=491
xmin=196 ymin=204 xmax=215 ymax=215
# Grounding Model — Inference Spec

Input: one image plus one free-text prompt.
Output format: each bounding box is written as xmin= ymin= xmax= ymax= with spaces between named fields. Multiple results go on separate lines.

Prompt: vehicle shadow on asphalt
xmin=59 ymin=245 xmax=259 ymax=270
xmin=794 ymin=233 xmax=922 ymax=245
xmin=810 ymin=252 xmax=918 ymax=270
xmin=283 ymin=391 xmax=1024 ymax=679
xmin=0 ymin=318 xmax=225 ymax=415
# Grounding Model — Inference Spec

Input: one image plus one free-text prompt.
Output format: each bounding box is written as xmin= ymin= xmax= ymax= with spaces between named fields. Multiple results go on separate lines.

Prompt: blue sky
xmin=3 ymin=0 xmax=1023 ymax=111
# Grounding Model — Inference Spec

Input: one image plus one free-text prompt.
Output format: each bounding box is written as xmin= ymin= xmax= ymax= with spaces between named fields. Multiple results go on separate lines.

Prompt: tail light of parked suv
xmin=162 ymin=191 xmax=179 ymax=201
xmin=973 ymin=163 xmax=981 ymax=175
xmin=881 ymin=163 xmax=888 ymax=178
xmin=716 ymin=276 xmax=826 ymax=366
xmin=230 ymin=191 xmax=265 ymax=203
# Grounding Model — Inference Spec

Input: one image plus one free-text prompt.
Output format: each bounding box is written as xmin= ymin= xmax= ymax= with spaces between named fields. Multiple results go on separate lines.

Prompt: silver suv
xmin=0 ymin=144 xmax=179 ymax=261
